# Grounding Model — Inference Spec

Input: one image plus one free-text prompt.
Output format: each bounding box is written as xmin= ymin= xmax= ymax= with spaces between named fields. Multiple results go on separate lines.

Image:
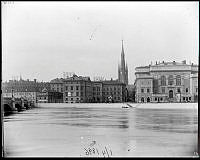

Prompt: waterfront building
xmin=3 ymin=91 xmax=37 ymax=103
xmin=135 ymin=61 xmax=198 ymax=103
xmin=63 ymin=74 xmax=93 ymax=103
xmin=36 ymin=88 xmax=63 ymax=103
xmin=118 ymin=40 xmax=128 ymax=85
xmin=101 ymin=79 xmax=126 ymax=103
xmin=2 ymin=78 xmax=50 ymax=103
xmin=49 ymin=78 xmax=64 ymax=93
xmin=2 ymin=78 xmax=50 ymax=93
xmin=92 ymin=81 xmax=103 ymax=102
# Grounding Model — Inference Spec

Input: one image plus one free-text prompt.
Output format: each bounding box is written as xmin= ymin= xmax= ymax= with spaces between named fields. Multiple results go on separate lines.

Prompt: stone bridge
xmin=3 ymin=97 xmax=34 ymax=115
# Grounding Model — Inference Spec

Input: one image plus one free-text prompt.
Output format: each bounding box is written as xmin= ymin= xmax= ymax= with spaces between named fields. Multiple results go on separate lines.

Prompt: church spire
xmin=118 ymin=40 xmax=128 ymax=85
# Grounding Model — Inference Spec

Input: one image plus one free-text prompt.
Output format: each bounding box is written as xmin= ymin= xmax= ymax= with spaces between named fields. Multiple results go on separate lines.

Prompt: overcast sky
xmin=2 ymin=1 xmax=199 ymax=84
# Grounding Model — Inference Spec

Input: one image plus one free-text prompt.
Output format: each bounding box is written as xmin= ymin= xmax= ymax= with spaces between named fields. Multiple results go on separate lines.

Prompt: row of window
xmin=103 ymin=92 xmax=121 ymax=95
xmin=65 ymin=92 xmax=83 ymax=96
xmin=161 ymin=75 xmax=181 ymax=86
xmin=66 ymin=97 xmax=82 ymax=101
xmin=103 ymin=87 xmax=121 ymax=91
xmin=141 ymin=88 xmax=189 ymax=94
xmin=141 ymin=88 xmax=150 ymax=93
xmin=65 ymin=86 xmax=83 ymax=91
xmin=93 ymin=87 xmax=101 ymax=91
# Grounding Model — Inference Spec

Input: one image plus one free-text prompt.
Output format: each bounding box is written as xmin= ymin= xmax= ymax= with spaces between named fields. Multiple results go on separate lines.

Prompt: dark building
xmin=37 ymin=88 xmax=63 ymax=103
xmin=2 ymin=78 xmax=50 ymax=93
xmin=101 ymin=79 xmax=127 ymax=103
xmin=92 ymin=81 xmax=103 ymax=102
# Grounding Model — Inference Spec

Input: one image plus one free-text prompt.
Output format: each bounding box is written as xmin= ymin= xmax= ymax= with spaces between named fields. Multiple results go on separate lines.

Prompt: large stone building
xmin=63 ymin=75 xmax=93 ymax=103
xmin=135 ymin=61 xmax=198 ymax=103
xmin=118 ymin=40 xmax=128 ymax=85
xmin=50 ymin=75 xmax=127 ymax=103
xmin=2 ymin=78 xmax=50 ymax=103
xmin=36 ymin=88 xmax=63 ymax=103
xmin=101 ymin=79 xmax=127 ymax=103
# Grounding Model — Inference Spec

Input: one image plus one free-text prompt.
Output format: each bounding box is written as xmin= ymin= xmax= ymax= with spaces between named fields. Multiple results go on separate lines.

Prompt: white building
xmin=135 ymin=61 xmax=198 ymax=103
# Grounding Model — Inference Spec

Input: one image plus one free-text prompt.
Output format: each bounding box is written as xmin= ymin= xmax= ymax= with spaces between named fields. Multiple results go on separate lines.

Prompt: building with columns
xmin=135 ymin=60 xmax=198 ymax=103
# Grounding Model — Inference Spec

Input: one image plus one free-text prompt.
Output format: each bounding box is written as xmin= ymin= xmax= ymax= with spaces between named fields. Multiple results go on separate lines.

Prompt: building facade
xmin=118 ymin=40 xmax=128 ymax=85
xmin=92 ymin=81 xmax=103 ymax=102
xmin=2 ymin=78 xmax=50 ymax=103
xmin=37 ymin=88 xmax=63 ymax=103
xmin=135 ymin=61 xmax=198 ymax=103
xmin=102 ymin=80 xmax=126 ymax=103
xmin=3 ymin=91 xmax=37 ymax=103
xmin=49 ymin=75 xmax=127 ymax=103
xmin=63 ymin=74 xmax=93 ymax=103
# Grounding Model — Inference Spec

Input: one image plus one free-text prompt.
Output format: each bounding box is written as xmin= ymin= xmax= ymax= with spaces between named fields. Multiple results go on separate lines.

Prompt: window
xmin=196 ymin=88 xmax=198 ymax=93
xmin=76 ymin=92 xmax=79 ymax=96
xmin=177 ymin=88 xmax=180 ymax=93
xmin=81 ymin=92 xmax=83 ymax=96
xmin=65 ymin=92 xmax=68 ymax=96
xmin=155 ymin=97 xmax=157 ymax=101
xmin=81 ymin=86 xmax=84 ymax=90
xmin=161 ymin=87 xmax=165 ymax=93
xmin=183 ymin=97 xmax=185 ymax=100
xmin=71 ymin=86 xmax=73 ymax=90
xmin=114 ymin=87 xmax=116 ymax=90
xmin=66 ymin=98 xmax=68 ymax=100
xmin=160 ymin=97 xmax=163 ymax=101
xmin=176 ymin=75 xmax=181 ymax=86
xmin=71 ymin=98 xmax=73 ymax=100
xmin=76 ymin=86 xmax=79 ymax=90
xmin=161 ymin=75 xmax=166 ymax=86
xmin=186 ymin=88 xmax=188 ymax=93
xmin=189 ymin=97 xmax=191 ymax=100
xmin=168 ymin=75 xmax=173 ymax=85
xmin=147 ymin=88 xmax=150 ymax=93
xmin=118 ymin=97 xmax=120 ymax=100
xmin=141 ymin=89 xmax=144 ymax=93
xmin=66 ymin=86 xmax=68 ymax=90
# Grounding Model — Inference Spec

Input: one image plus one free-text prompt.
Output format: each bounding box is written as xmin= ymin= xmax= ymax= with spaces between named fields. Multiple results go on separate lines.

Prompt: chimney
xmin=163 ymin=61 xmax=164 ymax=63
xmin=34 ymin=79 xmax=37 ymax=83
xmin=173 ymin=61 xmax=176 ymax=65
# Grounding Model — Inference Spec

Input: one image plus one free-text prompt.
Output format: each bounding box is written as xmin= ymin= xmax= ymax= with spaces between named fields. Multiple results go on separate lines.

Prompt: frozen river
xmin=3 ymin=103 xmax=198 ymax=157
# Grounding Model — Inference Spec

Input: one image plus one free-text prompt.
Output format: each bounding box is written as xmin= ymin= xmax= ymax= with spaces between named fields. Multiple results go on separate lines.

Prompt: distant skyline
xmin=2 ymin=1 xmax=199 ymax=83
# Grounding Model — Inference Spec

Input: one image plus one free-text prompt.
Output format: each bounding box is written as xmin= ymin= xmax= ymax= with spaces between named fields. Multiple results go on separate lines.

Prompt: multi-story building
xmin=37 ymin=88 xmax=63 ymax=103
xmin=2 ymin=78 xmax=50 ymax=103
xmin=3 ymin=91 xmax=37 ymax=103
xmin=102 ymin=79 xmax=126 ymax=103
xmin=49 ymin=78 xmax=64 ymax=93
xmin=135 ymin=61 xmax=198 ymax=103
xmin=63 ymin=74 xmax=93 ymax=103
xmin=92 ymin=81 xmax=103 ymax=102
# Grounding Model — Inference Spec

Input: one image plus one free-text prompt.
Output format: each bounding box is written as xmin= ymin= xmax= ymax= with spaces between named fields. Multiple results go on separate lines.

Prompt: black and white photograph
xmin=1 ymin=1 xmax=199 ymax=157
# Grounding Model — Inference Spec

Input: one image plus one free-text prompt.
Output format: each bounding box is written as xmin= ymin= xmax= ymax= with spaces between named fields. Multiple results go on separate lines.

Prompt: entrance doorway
xmin=141 ymin=97 xmax=144 ymax=103
xmin=169 ymin=90 xmax=173 ymax=98
xmin=147 ymin=97 xmax=150 ymax=102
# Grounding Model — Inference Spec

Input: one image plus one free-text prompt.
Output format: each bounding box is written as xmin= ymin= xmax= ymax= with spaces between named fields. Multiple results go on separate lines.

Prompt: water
xmin=3 ymin=103 xmax=198 ymax=157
